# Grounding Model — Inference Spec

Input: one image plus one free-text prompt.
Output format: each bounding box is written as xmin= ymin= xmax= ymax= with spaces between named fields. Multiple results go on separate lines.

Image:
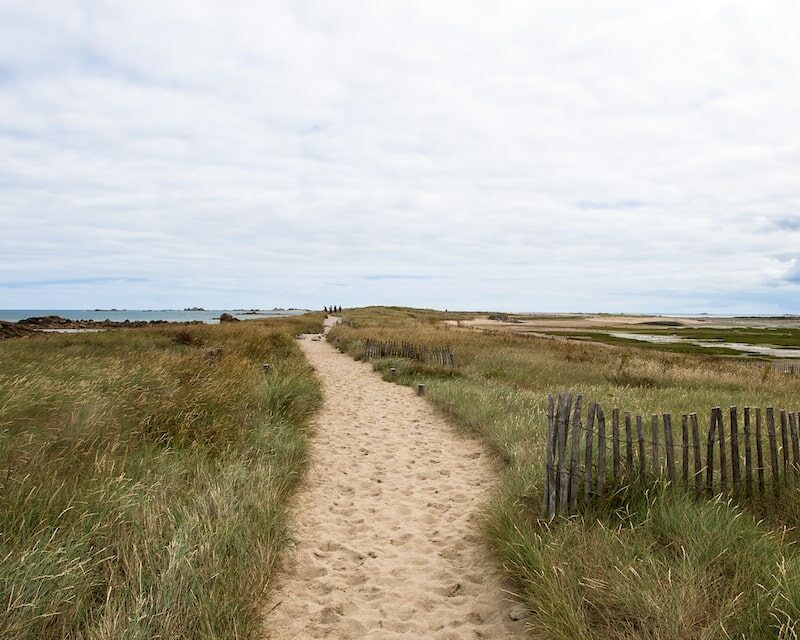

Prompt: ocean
xmin=0 ymin=309 xmax=309 ymax=324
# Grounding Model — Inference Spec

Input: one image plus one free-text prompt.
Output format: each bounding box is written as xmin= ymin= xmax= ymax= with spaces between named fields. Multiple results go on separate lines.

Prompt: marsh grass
xmin=330 ymin=307 xmax=800 ymax=639
xmin=0 ymin=314 xmax=322 ymax=639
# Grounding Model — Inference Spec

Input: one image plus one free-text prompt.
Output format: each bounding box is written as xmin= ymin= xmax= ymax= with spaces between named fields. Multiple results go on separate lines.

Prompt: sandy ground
xmin=263 ymin=318 xmax=526 ymax=639
xmin=443 ymin=314 xmax=707 ymax=332
xmin=444 ymin=314 xmax=800 ymax=333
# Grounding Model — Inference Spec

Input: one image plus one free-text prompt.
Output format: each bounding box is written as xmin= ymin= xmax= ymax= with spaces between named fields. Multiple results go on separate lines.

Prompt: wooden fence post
xmin=743 ymin=407 xmax=753 ymax=498
xmin=597 ymin=405 xmax=606 ymax=501
xmin=716 ymin=408 xmax=727 ymax=492
xmin=789 ymin=412 xmax=800 ymax=476
xmin=612 ymin=409 xmax=621 ymax=482
xmin=767 ymin=407 xmax=780 ymax=490
xmin=584 ymin=402 xmax=596 ymax=509
xmin=636 ymin=415 xmax=646 ymax=478
xmin=681 ymin=414 xmax=689 ymax=491
xmin=706 ymin=410 xmax=717 ymax=495
xmin=664 ymin=414 xmax=675 ymax=485
xmin=557 ymin=394 xmax=573 ymax=514
xmin=651 ymin=414 xmax=660 ymax=478
xmin=755 ymin=407 xmax=765 ymax=496
xmin=544 ymin=394 xmax=556 ymax=516
xmin=730 ymin=407 xmax=740 ymax=497
xmin=568 ymin=396 xmax=583 ymax=513
xmin=781 ymin=410 xmax=789 ymax=476
xmin=625 ymin=412 xmax=634 ymax=476
xmin=691 ymin=413 xmax=702 ymax=495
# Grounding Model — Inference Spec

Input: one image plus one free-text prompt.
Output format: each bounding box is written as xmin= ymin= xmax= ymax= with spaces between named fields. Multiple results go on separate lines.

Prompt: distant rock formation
xmin=0 ymin=321 xmax=37 ymax=340
xmin=0 ymin=315 xmax=204 ymax=340
xmin=219 ymin=313 xmax=240 ymax=323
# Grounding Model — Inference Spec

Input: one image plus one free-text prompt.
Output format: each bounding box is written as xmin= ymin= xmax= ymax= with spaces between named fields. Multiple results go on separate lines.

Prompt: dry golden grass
xmin=0 ymin=314 xmax=322 ymax=640
xmin=331 ymin=306 xmax=800 ymax=639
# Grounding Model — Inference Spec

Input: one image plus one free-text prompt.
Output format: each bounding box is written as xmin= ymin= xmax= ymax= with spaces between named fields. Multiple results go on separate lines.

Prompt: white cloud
xmin=1 ymin=0 xmax=799 ymax=312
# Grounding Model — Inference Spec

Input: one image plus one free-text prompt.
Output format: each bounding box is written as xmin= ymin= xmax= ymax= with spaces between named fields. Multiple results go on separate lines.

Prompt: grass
xmin=537 ymin=330 xmax=750 ymax=356
xmin=0 ymin=314 xmax=323 ymax=640
xmin=330 ymin=306 xmax=800 ymax=639
xmin=549 ymin=326 xmax=800 ymax=360
xmin=621 ymin=326 xmax=800 ymax=348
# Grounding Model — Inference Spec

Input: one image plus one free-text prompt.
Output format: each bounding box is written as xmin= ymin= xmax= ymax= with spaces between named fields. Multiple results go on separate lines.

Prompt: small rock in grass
xmin=204 ymin=347 xmax=223 ymax=362
xmin=509 ymin=604 xmax=527 ymax=621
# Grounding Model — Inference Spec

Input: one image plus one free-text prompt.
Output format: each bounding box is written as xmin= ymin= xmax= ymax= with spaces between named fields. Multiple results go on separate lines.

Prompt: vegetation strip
xmin=0 ymin=315 xmax=323 ymax=639
xmin=330 ymin=306 xmax=800 ymax=639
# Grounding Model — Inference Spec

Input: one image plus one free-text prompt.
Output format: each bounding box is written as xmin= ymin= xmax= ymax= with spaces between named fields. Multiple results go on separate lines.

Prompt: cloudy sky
xmin=1 ymin=1 xmax=799 ymax=313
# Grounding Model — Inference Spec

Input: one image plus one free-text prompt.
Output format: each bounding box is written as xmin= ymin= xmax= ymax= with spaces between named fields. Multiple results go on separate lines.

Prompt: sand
xmin=443 ymin=314 xmax=707 ymax=332
xmin=263 ymin=318 xmax=526 ymax=639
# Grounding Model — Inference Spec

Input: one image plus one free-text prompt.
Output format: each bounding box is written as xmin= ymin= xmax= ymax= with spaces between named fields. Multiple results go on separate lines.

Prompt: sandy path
xmin=264 ymin=321 xmax=525 ymax=639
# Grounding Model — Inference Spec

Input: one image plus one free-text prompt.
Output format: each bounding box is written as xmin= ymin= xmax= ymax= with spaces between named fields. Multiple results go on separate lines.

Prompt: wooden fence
xmin=737 ymin=360 xmax=800 ymax=375
xmin=543 ymin=392 xmax=800 ymax=517
xmin=362 ymin=339 xmax=456 ymax=367
xmin=765 ymin=361 xmax=800 ymax=375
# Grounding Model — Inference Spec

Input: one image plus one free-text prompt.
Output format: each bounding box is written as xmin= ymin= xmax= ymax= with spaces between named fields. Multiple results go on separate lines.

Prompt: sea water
xmin=0 ymin=309 xmax=309 ymax=324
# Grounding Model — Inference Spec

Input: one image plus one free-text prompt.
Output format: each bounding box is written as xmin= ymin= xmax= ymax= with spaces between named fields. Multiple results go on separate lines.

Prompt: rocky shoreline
xmin=0 ymin=315 xmax=204 ymax=340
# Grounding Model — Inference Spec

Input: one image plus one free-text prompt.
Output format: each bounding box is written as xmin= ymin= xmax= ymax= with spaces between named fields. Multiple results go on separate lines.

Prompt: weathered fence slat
xmin=790 ymin=412 xmax=800 ymax=476
xmin=716 ymin=408 xmax=727 ymax=492
xmin=730 ymin=407 xmax=740 ymax=496
xmin=767 ymin=407 xmax=780 ymax=488
xmin=744 ymin=407 xmax=753 ymax=498
xmin=781 ymin=410 xmax=790 ymax=475
xmin=664 ymin=413 xmax=675 ymax=484
xmin=681 ymin=414 xmax=689 ymax=490
xmin=651 ymin=414 xmax=660 ymax=478
xmin=544 ymin=394 xmax=556 ymax=516
xmin=584 ymin=402 xmax=596 ymax=509
xmin=755 ymin=407 xmax=765 ymax=495
xmin=691 ymin=413 xmax=702 ymax=495
xmin=555 ymin=394 xmax=570 ymax=514
xmin=706 ymin=410 xmax=717 ymax=495
xmin=625 ymin=412 xmax=634 ymax=475
xmin=612 ymin=409 xmax=621 ymax=482
xmin=568 ymin=396 xmax=583 ymax=513
xmin=636 ymin=415 xmax=646 ymax=477
xmin=597 ymin=406 xmax=606 ymax=501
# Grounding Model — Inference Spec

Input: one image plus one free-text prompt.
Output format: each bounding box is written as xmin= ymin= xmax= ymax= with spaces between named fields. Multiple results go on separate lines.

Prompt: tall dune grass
xmin=330 ymin=306 xmax=800 ymax=639
xmin=0 ymin=314 xmax=322 ymax=639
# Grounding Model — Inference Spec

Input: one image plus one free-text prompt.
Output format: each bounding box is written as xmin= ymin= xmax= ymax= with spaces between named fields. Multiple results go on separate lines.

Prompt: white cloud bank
xmin=1 ymin=0 xmax=799 ymax=312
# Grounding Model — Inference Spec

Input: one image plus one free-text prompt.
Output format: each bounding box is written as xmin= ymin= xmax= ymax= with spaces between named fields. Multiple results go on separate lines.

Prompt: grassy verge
xmin=621 ymin=326 xmax=800 ymax=347
xmin=330 ymin=307 xmax=800 ymax=639
xmin=0 ymin=314 xmax=323 ymax=640
xmin=537 ymin=329 xmax=749 ymax=356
